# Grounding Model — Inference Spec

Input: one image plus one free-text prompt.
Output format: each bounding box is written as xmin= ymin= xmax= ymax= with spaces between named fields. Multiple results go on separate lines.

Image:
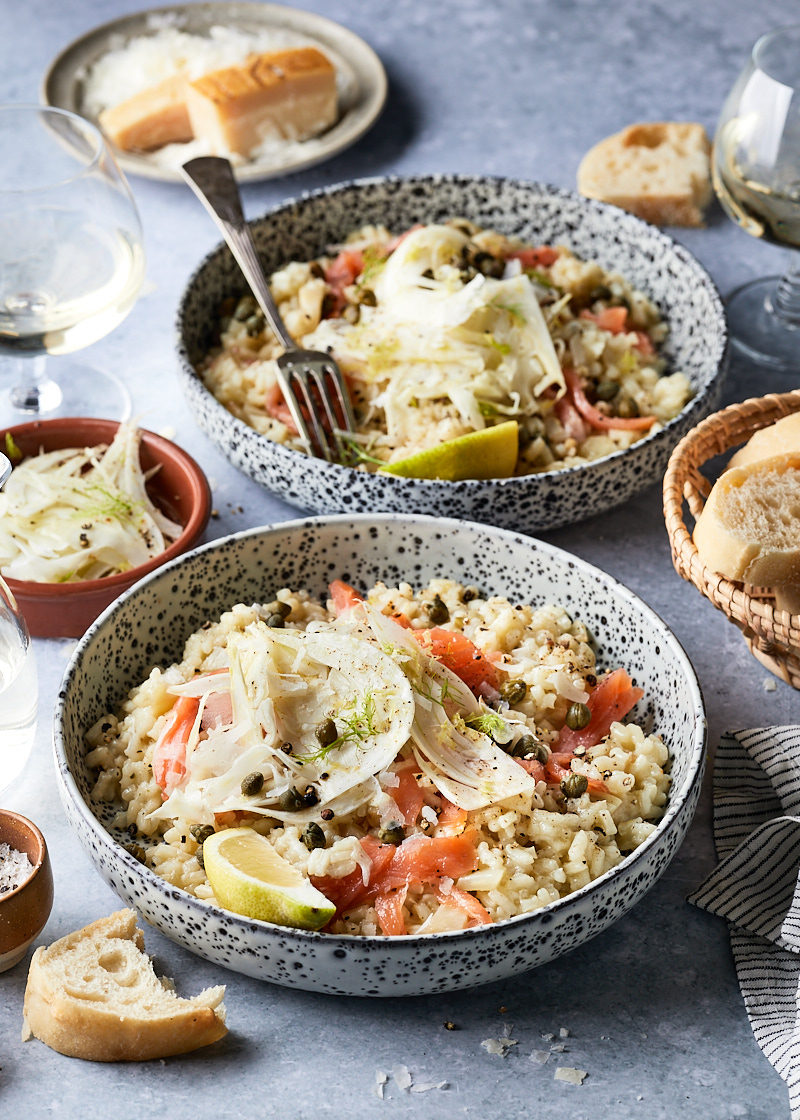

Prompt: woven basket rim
xmin=663 ymin=388 xmax=800 ymax=685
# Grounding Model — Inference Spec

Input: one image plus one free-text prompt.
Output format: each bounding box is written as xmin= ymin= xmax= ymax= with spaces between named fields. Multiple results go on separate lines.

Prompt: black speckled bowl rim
xmin=175 ymin=173 xmax=729 ymax=533
xmin=54 ymin=514 xmax=706 ymax=992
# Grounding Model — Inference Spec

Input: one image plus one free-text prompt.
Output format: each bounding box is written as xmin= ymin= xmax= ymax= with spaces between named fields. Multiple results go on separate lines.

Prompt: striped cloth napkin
xmin=688 ymin=726 xmax=800 ymax=1117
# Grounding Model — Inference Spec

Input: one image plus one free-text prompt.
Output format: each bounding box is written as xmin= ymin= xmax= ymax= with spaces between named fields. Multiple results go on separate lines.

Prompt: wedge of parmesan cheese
xmin=98 ymin=73 xmax=193 ymax=152
xmin=186 ymin=47 xmax=337 ymax=156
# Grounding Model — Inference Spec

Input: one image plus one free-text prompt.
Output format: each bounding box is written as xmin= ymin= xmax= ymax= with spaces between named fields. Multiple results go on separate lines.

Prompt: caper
xmin=123 ymin=842 xmax=146 ymax=864
xmin=510 ymin=734 xmax=548 ymax=762
xmin=265 ymin=612 xmax=286 ymax=628
xmin=611 ymin=294 xmax=631 ymax=311
xmin=241 ymin=771 xmax=265 ymax=796
xmin=471 ymin=250 xmax=505 ymax=278
xmin=588 ymin=284 xmax=613 ymax=303
xmin=616 ymin=395 xmax=640 ymax=419
xmin=190 ymin=824 xmax=215 ymax=845
xmin=278 ymin=787 xmax=304 ymax=812
xmin=316 ymin=717 xmax=339 ymax=748
xmin=426 ymin=595 xmax=450 ymax=624
xmin=300 ymin=785 xmax=319 ymax=808
xmin=565 ymin=702 xmax=592 ymax=731
xmin=560 ymin=772 xmax=589 ymax=798
xmin=195 ymin=845 xmax=205 ymax=870
xmin=499 ymin=678 xmax=528 ymax=705
xmin=266 ymin=599 xmax=292 ymax=619
xmin=246 ymin=313 xmax=265 ymax=337
xmin=309 ymin=261 xmax=325 ymax=279
xmin=301 ymin=823 xmax=327 ymax=851
xmin=462 ymin=586 xmax=480 ymax=603
xmin=595 ymin=380 xmax=619 ymax=401
xmin=342 ymin=304 xmax=360 ymax=325
xmin=233 ymin=295 xmax=257 ymax=320
xmin=358 ymin=287 xmax=377 ymax=307
xmin=378 ymin=822 xmax=405 ymax=845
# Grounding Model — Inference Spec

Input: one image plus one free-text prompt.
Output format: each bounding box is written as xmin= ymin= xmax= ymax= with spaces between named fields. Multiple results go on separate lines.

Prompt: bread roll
xmin=577 ymin=122 xmax=711 ymax=227
xmin=22 ymin=909 xmax=227 ymax=1061
xmin=729 ymin=411 xmax=800 ymax=470
xmin=693 ymin=453 xmax=800 ymax=591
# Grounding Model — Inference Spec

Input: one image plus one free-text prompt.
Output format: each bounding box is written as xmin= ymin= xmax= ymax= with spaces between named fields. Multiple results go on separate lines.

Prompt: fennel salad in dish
xmin=200 ymin=220 xmax=693 ymax=478
xmin=0 ymin=423 xmax=181 ymax=583
xmin=86 ymin=577 xmax=670 ymax=937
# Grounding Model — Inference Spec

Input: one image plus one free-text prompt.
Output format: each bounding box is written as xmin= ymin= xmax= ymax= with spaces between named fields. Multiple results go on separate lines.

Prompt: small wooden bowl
xmin=0 ymin=810 xmax=54 ymax=972
xmin=1 ymin=418 xmax=212 ymax=638
xmin=663 ymin=388 xmax=800 ymax=688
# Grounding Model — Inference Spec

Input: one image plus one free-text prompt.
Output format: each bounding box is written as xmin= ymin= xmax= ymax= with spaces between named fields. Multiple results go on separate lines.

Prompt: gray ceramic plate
xmin=55 ymin=514 xmax=706 ymax=996
xmin=176 ymin=174 xmax=729 ymax=533
xmin=41 ymin=2 xmax=387 ymax=184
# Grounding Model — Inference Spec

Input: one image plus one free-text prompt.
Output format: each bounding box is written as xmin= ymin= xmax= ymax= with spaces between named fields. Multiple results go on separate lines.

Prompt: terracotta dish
xmin=0 ymin=810 xmax=54 ymax=973
xmin=0 ymin=418 xmax=212 ymax=638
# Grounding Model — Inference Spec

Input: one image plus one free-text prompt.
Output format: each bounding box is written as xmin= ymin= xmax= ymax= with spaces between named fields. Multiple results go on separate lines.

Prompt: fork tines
xmin=276 ymin=351 xmax=356 ymax=463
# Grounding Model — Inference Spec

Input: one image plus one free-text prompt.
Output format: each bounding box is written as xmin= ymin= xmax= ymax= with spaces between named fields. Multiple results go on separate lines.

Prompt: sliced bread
xmin=22 ymin=909 xmax=227 ymax=1061
xmin=577 ymin=121 xmax=712 ymax=227
xmin=693 ymin=453 xmax=800 ymax=589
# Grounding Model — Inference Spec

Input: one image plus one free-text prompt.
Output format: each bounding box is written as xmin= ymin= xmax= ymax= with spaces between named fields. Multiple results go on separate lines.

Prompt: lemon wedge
xmin=202 ymin=827 xmax=335 ymax=931
xmin=378 ymin=421 xmax=519 ymax=481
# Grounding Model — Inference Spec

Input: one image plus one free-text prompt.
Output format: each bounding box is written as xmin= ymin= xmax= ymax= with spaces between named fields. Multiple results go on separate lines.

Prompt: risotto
xmin=200 ymin=220 xmax=692 ymax=475
xmin=86 ymin=578 xmax=670 ymax=937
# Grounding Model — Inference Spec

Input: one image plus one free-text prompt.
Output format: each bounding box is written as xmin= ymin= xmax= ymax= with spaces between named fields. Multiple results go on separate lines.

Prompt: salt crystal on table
xmin=0 ymin=842 xmax=33 ymax=894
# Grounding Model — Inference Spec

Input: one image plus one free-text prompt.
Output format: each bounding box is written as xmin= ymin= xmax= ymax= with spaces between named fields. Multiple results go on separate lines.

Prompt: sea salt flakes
xmin=0 ymin=842 xmax=33 ymax=894
xmin=530 ymin=1050 xmax=551 ymax=1065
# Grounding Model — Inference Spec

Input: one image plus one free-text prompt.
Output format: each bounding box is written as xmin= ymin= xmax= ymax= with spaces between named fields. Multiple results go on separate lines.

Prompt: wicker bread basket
xmin=663 ymin=388 xmax=800 ymax=689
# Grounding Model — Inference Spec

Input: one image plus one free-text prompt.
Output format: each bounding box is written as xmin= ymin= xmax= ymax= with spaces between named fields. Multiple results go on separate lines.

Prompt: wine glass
xmin=0 ymin=104 xmax=146 ymax=423
xmin=713 ymin=24 xmax=800 ymax=372
xmin=0 ymin=453 xmax=37 ymax=796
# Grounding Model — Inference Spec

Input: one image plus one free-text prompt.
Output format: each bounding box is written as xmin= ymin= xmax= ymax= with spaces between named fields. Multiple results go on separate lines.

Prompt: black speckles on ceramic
xmin=54 ymin=514 xmax=706 ymax=996
xmin=176 ymin=174 xmax=728 ymax=532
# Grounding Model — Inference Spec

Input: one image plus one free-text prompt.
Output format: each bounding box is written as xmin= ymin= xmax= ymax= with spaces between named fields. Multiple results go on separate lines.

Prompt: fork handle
xmin=181 ymin=156 xmax=295 ymax=351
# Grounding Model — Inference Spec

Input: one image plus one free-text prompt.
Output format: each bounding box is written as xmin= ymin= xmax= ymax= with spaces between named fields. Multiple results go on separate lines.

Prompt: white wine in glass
xmin=0 ymin=104 xmax=146 ymax=421
xmin=713 ymin=24 xmax=800 ymax=372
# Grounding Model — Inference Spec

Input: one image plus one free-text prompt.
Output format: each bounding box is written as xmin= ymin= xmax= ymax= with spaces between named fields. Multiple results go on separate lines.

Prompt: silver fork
xmin=181 ymin=156 xmax=356 ymax=462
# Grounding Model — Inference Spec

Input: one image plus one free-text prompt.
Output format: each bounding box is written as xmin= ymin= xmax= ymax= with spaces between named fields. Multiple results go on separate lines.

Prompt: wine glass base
xmin=0 ymin=364 xmax=132 ymax=427
xmin=726 ymin=276 xmax=800 ymax=374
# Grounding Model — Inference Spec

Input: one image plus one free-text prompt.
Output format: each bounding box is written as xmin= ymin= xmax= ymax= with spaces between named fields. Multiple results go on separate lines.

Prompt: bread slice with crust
xmin=22 ymin=909 xmax=227 ymax=1061
xmin=693 ymin=453 xmax=800 ymax=591
xmin=577 ymin=122 xmax=712 ymax=227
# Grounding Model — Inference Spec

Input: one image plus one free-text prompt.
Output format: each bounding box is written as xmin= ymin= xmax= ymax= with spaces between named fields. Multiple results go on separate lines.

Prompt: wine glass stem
xmin=8 ymin=354 xmax=62 ymax=414
xmin=767 ymin=252 xmax=800 ymax=330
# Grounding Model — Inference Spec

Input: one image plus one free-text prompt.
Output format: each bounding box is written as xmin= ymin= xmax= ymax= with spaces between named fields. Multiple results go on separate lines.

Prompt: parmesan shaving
xmin=0 ymin=422 xmax=182 ymax=583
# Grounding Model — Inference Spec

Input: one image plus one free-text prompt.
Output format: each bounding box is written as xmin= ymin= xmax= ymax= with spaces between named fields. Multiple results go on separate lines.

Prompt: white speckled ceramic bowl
xmin=54 ymin=514 xmax=706 ymax=997
xmin=176 ymin=174 xmax=728 ymax=533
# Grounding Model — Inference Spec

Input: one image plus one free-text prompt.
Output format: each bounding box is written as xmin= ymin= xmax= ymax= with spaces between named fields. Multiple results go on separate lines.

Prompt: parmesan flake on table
xmin=554 ymin=1067 xmax=588 ymax=1085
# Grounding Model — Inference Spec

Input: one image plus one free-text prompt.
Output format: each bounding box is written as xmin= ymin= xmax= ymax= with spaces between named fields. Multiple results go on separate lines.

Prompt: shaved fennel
xmin=0 ymin=422 xmax=183 ymax=583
